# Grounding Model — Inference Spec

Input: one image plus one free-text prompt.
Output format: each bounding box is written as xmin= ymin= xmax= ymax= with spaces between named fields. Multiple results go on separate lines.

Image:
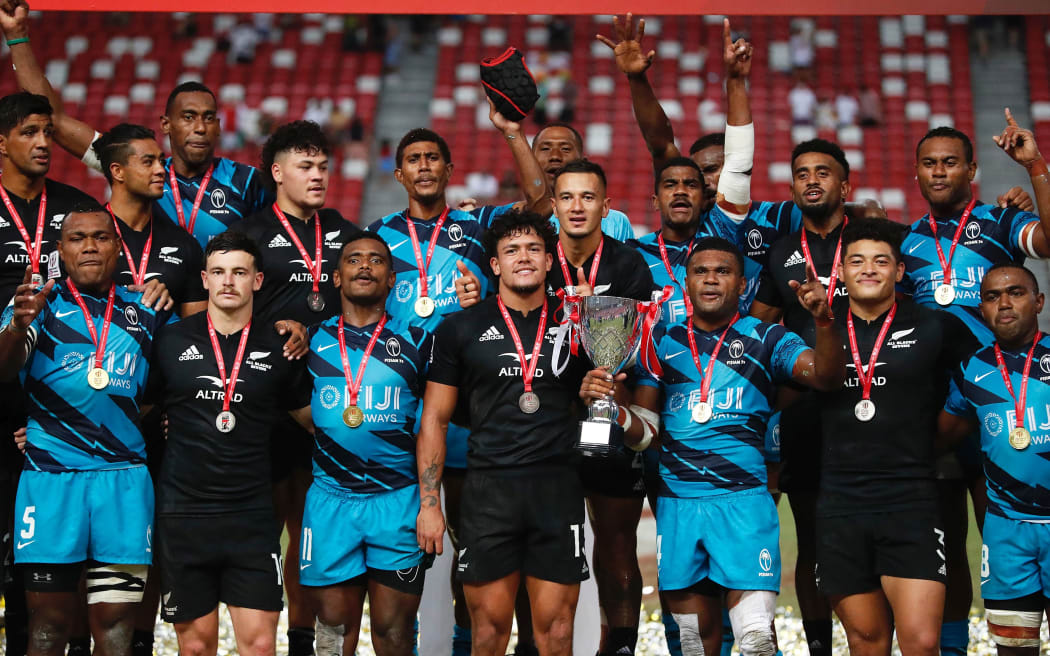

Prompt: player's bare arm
xmin=788 ymin=264 xmax=847 ymax=390
xmin=489 ymin=98 xmax=550 ymax=216
xmin=0 ymin=265 xmax=52 ymax=380
xmin=416 ymin=380 xmax=456 ymax=554
xmin=994 ymin=108 xmax=1050 ymax=257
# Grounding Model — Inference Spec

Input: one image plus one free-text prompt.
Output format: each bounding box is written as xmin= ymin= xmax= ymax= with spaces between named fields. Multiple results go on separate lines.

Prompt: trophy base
xmin=576 ymin=420 xmax=616 ymax=457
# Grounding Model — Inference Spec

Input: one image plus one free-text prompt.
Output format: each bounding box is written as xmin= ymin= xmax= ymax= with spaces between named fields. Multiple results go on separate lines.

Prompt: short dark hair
xmin=164 ymin=81 xmax=217 ymax=116
xmin=654 ymin=157 xmax=702 ymax=193
xmin=916 ymin=126 xmax=974 ymax=164
xmin=840 ymin=217 xmax=906 ymax=262
xmin=552 ymin=159 xmax=606 ymax=192
xmin=395 ymin=128 xmax=451 ymax=168
xmin=60 ymin=199 xmax=111 ymax=237
xmin=483 ymin=208 xmax=557 ymax=260
xmin=261 ymin=120 xmax=330 ymax=191
xmin=689 ymin=133 xmax=725 ymax=156
xmin=535 ymin=122 xmax=584 ymax=152
xmin=92 ymin=123 xmax=157 ymax=184
xmin=687 ymin=236 xmax=745 ymax=275
xmin=791 ymin=139 xmax=850 ymax=179
xmin=0 ymin=91 xmax=53 ymax=135
xmin=984 ymin=261 xmax=1040 ymax=294
xmin=205 ymin=229 xmax=264 ymax=272
xmin=342 ymin=233 xmax=393 ymax=267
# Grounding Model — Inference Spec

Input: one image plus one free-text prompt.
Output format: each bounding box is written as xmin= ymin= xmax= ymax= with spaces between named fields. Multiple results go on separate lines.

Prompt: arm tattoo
xmin=421 ymin=462 xmax=441 ymax=493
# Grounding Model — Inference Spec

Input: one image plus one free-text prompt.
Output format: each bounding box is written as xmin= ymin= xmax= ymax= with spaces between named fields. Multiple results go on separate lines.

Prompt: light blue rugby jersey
xmin=2 ymin=282 xmax=168 ymax=472
xmin=627 ymin=230 xmax=702 ymax=329
xmin=307 ymin=315 xmax=432 ymax=494
xmin=701 ymin=201 xmax=803 ymax=312
xmin=901 ymin=201 xmax=1038 ymax=344
xmin=156 ymin=157 xmax=274 ymax=248
xmin=635 ymin=316 xmax=808 ymax=498
xmin=945 ymin=335 xmax=1050 ymax=521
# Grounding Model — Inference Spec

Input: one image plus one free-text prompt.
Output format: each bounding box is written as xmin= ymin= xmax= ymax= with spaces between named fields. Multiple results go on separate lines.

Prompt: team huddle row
xmin=0 ymin=6 xmax=1049 ymax=656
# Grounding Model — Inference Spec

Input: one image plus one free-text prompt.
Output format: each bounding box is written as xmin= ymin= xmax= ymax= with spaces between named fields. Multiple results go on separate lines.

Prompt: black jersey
xmin=429 ymin=294 xmax=589 ymax=470
xmin=755 ymin=222 xmax=851 ymax=345
xmin=0 ymin=178 xmax=96 ymax=305
xmin=111 ymin=213 xmax=207 ymax=307
xmin=230 ymin=206 xmax=363 ymax=326
xmin=546 ymin=235 xmax=654 ymax=302
xmin=817 ymin=300 xmax=978 ymax=516
xmin=151 ymin=312 xmax=310 ymax=515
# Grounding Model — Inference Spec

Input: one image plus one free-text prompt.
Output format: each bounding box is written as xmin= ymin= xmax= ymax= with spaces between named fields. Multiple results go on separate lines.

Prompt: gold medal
xmin=343 ymin=405 xmax=364 ymax=428
xmin=934 ymin=283 xmax=955 ymax=306
xmin=691 ymin=401 xmax=713 ymax=423
xmin=87 ymin=367 xmax=109 ymax=390
xmin=414 ymin=296 xmax=435 ymax=317
xmin=1009 ymin=426 xmax=1031 ymax=450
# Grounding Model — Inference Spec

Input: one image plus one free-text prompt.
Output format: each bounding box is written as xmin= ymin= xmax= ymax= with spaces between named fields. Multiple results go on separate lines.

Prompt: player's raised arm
xmin=788 ymin=264 xmax=846 ymax=391
xmin=994 ymin=107 xmax=1050 ymax=257
xmin=716 ymin=19 xmax=754 ymax=218
xmin=488 ymin=97 xmax=550 ymax=216
xmin=0 ymin=265 xmax=52 ymax=379
xmin=598 ymin=14 xmax=680 ymax=166
xmin=0 ymin=1 xmax=98 ymax=161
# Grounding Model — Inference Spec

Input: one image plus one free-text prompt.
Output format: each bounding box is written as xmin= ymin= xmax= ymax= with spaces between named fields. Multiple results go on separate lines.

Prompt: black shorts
xmin=777 ymin=399 xmax=822 ymax=494
xmin=815 ymin=508 xmax=946 ymax=597
xmin=269 ymin=414 xmax=313 ymax=482
xmin=158 ymin=511 xmax=284 ymax=623
xmin=579 ymin=449 xmax=645 ymax=498
xmin=457 ymin=466 xmax=588 ymax=585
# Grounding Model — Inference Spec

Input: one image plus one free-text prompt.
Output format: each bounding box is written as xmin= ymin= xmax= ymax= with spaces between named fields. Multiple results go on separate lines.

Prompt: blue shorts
xmin=14 ymin=467 xmax=153 ymax=565
xmin=656 ymin=487 xmax=780 ymax=592
xmin=299 ymin=479 xmax=423 ymax=587
xmin=981 ymin=512 xmax=1050 ymax=601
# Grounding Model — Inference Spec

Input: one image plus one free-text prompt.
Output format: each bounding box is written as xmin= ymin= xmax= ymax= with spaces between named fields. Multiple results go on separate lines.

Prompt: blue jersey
xmin=307 ymin=316 xmax=432 ymax=494
xmin=2 ymin=283 xmax=167 ymax=472
xmin=944 ymin=336 xmax=1050 ymax=521
xmin=476 ymin=202 xmax=635 ymax=241
xmin=627 ymin=230 xmax=702 ymax=328
xmin=901 ymin=201 xmax=1038 ymax=344
xmin=702 ymin=201 xmax=803 ymax=312
xmin=636 ymin=316 xmax=808 ymax=498
xmin=366 ymin=208 xmax=492 ymax=333
xmin=156 ymin=157 xmax=274 ymax=248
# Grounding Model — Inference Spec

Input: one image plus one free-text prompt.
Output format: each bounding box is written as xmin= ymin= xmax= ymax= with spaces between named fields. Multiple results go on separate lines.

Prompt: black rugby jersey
xmin=817 ymin=299 xmax=977 ymax=516
xmin=429 ymin=294 xmax=589 ymax=470
xmin=150 ymin=312 xmax=310 ymax=515
xmin=110 ymin=212 xmax=207 ymax=307
xmin=546 ymin=234 xmax=654 ymax=302
xmin=0 ymin=178 xmax=96 ymax=305
xmin=231 ymin=206 xmax=363 ymax=326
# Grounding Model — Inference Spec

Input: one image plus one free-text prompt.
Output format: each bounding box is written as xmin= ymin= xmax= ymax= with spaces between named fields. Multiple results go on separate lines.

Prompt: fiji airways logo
xmin=318 ymin=384 xmax=340 ymax=409
xmin=984 ymin=412 xmax=1003 ymax=437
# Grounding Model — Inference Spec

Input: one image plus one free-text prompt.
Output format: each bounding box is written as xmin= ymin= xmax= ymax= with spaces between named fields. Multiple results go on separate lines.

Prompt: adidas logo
xmin=0 ymin=216 xmax=9 ymax=227
xmin=479 ymin=325 xmax=503 ymax=341
xmin=268 ymin=234 xmax=292 ymax=248
xmin=784 ymin=250 xmax=805 ymax=268
xmin=179 ymin=345 xmax=204 ymax=361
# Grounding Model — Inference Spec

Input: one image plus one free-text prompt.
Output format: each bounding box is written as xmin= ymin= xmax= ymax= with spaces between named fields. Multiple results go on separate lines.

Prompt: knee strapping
xmin=729 ymin=590 xmax=777 ymax=656
xmin=672 ymin=612 xmax=705 ymax=656
xmin=85 ymin=564 xmax=147 ymax=604
xmin=986 ymin=609 xmax=1042 ymax=648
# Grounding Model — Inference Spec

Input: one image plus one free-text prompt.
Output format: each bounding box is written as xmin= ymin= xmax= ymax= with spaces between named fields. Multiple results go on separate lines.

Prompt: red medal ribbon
xmin=557 ymin=238 xmax=604 ymax=289
xmin=107 ymin=204 xmax=153 ymax=287
xmin=497 ymin=296 xmax=548 ymax=394
xmin=684 ymin=304 xmax=739 ymax=405
xmin=656 ymin=232 xmax=693 ymax=291
xmin=66 ymin=280 xmax=116 ymax=371
xmin=798 ymin=218 xmax=847 ymax=308
xmin=928 ymin=196 xmax=977 ymax=288
xmin=846 ymin=304 xmax=897 ymax=402
xmin=273 ymin=203 xmax=323 ymax=294
xmin=0 ymin=182 xmax=47 ymax=276
xmin=403 ymin=207 xmax=450 ymax=299
xmin=206 ymin=314 xmax=252 ymax=415
xmin=638 ymin=286 xmax=674 ymax=379
xmin=994 ymin=331 xmax=1043 ymax=430
xmin=337 ymin=314 xmax=389 ymax=407
xmin=169 ymin=162 xmax=214 ymax=236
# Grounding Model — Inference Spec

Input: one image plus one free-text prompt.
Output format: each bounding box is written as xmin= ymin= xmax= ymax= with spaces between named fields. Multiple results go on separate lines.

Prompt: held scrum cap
xmin=480 ymin=47 xmax=539 ymax=122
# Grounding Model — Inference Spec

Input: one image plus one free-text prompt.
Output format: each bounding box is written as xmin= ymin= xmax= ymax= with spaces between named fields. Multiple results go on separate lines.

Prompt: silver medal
xmin=691 ymin=401 xmax=713 ymax=423
xmin=934 ymin=284 xmax=955 ymax=306
xmin=216 ymin=410 xmax=236 ymax=433
xmin=306 ymin=291 xmax=326 ymax=313
xmin=854 ymin=399 xmax=876 ymax=422
xmin=519 ymin=391 xmax=540 ymax=414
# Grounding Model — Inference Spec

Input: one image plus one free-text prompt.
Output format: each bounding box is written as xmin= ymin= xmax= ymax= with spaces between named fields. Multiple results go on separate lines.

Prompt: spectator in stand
xmin=789 ymin=23 xmax=814 ymax=72
xmin=858 ymin=84 xmax=882 ymax=127
xmin=835 ymin=91 xmax=859 ymax=128
xmin=815 ymin=95 xmax=836 ymax=131
xmin=227 ymin=22 xmax=259 ymax=64
xmin=788 ymin=79 xmax=818 ymax=126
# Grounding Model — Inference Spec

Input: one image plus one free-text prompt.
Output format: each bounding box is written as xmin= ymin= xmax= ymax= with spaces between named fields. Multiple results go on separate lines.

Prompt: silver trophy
xmin=573 ymin=294 xmax=650 ymax=456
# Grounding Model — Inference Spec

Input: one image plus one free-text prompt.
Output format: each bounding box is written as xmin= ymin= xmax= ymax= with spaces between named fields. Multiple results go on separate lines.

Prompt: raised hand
xmin=723 ymin=18 xmax=753 ymax=80
xmin=454 ymin=259 xmax=482 ymax=309
xmin=596 ymin=13 xmax=655 ymax=77
xmin=993 ymin=107 xmax=1043 ymax=170
xmin=0 ymin=0 xmax=29 ymax=40
xmin=9 ymin=265 xmax=53 ymax=332
xmin=487 ymin=96 xmax=521 ymax=138
xmin=574 ymin=266 xmax=594 ymax=297
xmin=789 ymin=263 xmax=832 ymax=321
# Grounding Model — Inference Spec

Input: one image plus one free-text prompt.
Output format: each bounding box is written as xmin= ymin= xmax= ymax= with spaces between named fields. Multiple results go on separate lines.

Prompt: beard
xmin=509 ymin=281 xmax=543 ymax=296
xmin=799 ymin=197 xmax=836 ymax=223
